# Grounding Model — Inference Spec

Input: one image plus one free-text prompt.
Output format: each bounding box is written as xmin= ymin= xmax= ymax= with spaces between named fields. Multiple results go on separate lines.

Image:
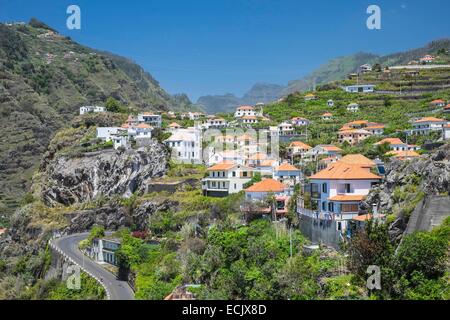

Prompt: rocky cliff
xmin=363 ymin=143 xmax=450 ymax=241
xmin=40 ymin=140 xmax=169 ymax=207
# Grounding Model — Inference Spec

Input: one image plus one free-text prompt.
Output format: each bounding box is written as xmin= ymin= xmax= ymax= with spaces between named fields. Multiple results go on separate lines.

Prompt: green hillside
xmin=0 ymin=19 xmax=193 ymax=216
xmin=264 ymin=66 xmax=450 ymax=152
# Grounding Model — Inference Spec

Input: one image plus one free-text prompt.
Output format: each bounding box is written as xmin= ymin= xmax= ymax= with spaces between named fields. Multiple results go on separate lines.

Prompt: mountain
xmin=197 ymin=39 xmax=450 ymax=114
xmin=0 ymin=19 xmax=192 ymax=216
xmin=196 ymin=83 xmax=285 ymax=114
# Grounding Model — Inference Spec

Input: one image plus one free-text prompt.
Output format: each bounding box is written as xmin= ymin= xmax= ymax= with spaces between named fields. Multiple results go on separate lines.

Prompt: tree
xmin=347 ymin=220 xmax=394 ymax=278
xmin=395 ymin=231 xmax=448 ymax=280
xmin=105 ymin=97 xmax=123 ymax=113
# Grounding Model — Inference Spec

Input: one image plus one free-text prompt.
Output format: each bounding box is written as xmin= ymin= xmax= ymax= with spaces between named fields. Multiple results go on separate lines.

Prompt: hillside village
xmin=1 ymin=27 xmax=449 ymax=301
xmin=81 ymin=55 xmax=450 ymax=247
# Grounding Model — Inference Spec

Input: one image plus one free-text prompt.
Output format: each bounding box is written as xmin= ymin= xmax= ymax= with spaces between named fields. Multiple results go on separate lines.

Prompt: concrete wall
xmin=298 ymin=215 xmax=342 ymax=249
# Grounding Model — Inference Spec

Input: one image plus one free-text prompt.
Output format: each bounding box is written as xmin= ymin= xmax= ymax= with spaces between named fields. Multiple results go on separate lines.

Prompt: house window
xmin=242 ymin=172 xmax=248 ymax=177
xmin=328 ymin=202 xmax=334 ymax=212
xmin=232 ymin=171 xmax=236 ymax=177
xmin=322 ymin=183 xmax=327 ymax=193
xmin=322 ymin=202 xmax=326 ymax=211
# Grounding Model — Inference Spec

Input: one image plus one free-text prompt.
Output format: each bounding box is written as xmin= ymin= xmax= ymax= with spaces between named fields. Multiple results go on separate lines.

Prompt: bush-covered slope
xmin=0 ymin=20 xmax=192 ymax=215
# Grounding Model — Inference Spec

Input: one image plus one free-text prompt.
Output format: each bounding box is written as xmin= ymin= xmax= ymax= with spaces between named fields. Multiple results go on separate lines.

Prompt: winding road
xmin=52 ymin=233 xmax=135 ymax=300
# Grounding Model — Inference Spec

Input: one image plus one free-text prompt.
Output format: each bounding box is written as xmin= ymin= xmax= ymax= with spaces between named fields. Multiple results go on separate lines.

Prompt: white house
xmin=137 ymin=113 xmax=162 ymax=128
xmin=420 ymin=55 xmax=435 ymax=64
xmin=204 ymin=117 xmax=228 ymax=129
xmin=87 ymin=238 xmax=121 ymax=266
xmin=97 ymin=127 xmax=121 ymax=141
xmin=241 ymin=116 xmax=259 ymax=124
xmin=273 ymin=163 xmax=302 ymax=187
xmin=298 ymin=155 xmax=381 ymax=232
xmin=374 ymin=138 xmax=420 ymax=151
xmin=80 ymin=105 xmax=106 ymax=115
xmin=243 ymin=179 xmax=291 ymax=216
xmin=288 ymin=141 xmax=312 ymax=157
xmin=165 ymin=127 xmax=202 ymax=164
xmin=244 ymin=179 xmax=289 ymax=201
xmin=344 ymin=84 xmax=375 ymax=93
xmin=235 ymin=106 xmax=257 ymax=118
xmin=430 ymin=99 xmax=446 ymax=108
xmin=347 ymin=103 xmax=359 ymax=113
xmin=291 ymin=117 xmax=310 ymax=126
xmin=321 ymin=112 xmax=333 ymax=121
xmin=365 ymin=124 xmax=385 ymax=136
xmin=327 ymin=100 xmax=335 ymax=107
xmin=208 ymin=150 xmax=245 ymax=166
xmin=358 ymin=64 xmax=372 ymax=73
xmin=410 ymin=117 xmax=449 ymax=135
xmin=306 ymin=144 xmax=343 ymax=160
xmin=202 ymin=162 xmax=253 ymax=197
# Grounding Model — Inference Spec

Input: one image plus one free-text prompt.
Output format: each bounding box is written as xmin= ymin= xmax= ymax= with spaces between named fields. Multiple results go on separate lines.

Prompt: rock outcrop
xmin=362 ymin=143 xmax=450 ymax=241
xmin=41 ymin=140 xmax=169 ymax=207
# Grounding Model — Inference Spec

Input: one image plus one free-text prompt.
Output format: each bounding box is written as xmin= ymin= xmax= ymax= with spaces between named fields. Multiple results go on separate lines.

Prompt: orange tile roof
xmin=366 ymin=125 xmax=385 ymax=130
xmin=289 ymin=141 xmax=312 ymax=149
xmin=169 ymin=122 xmax=181 ymax=127
xmin=242 ymin=115 xmax=258 ymax=120
xmin=238 ymin=106 xmax=255 ymax=110
xmin=431 ymin=99 xmax=445 ymax=104
xmin=245 ymin=179 xmax=286 ymax=193
xmin=136 ymin=123 xmax=152 ymax=129
xmin=121 ymin=123 xmax=130 ymax=129
xmin=414 ymin=117 xmax=446 ymax=123
xmin=207 ymin=161 xmax=236 ymax=171
xmin=292 ymin=117 xmax=308 ymax=121
xmin=320 ymin=145 xmax=342 ymax=152
xmin=322 ymin=112 xmax=332 ymax=117
xmin=444 ymin=124 xmax=450 ymax=129
xmin=328 ymin=195 xmax=366 ymax=202
xmin=339 ymin=125 xmax=352 ymax=131
xmin=347 ymin=120 xmax=369 ymax=126
xmin=444 ymin=104 xmax=450 ymax=109
xmin=339 ymin=154 xmax=375 ymax=166
xmin=276 ymin=163 xmax=299 ymax=171
xmin=310 ymin=161 xmax=381 ymax=180
xmin=352 ymin=214 xmax=386 ymax=222
xmin=375 ymin=138 xmax=404 ymax=145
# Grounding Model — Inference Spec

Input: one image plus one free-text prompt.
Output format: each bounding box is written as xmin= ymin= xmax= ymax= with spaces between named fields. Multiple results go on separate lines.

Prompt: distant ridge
xmin=197 ymin=39 xmax=450 ymax=114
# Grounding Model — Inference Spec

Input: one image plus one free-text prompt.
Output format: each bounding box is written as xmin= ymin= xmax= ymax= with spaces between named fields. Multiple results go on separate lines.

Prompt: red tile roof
xmin=245 ymin=179 xmax=286 ymax=193
xmin=289 ymin=141 xmax=312 ymax=149
xmin=414 ymin=117 xmax=446 ymax=123
xmin=310 ymin=161 xmax=381 ymax=180
xmin=375 ymin=138 xmax=404 ymax=145
xmin=207 ymin=161 xmax=237 ymax=171
xmin=276 ymin=163 xmax=299 ymax=171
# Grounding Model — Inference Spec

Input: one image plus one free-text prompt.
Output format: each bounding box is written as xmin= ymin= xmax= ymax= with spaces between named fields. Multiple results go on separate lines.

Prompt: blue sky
xmin=1 ymin=0 xmax=449 ymax=101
